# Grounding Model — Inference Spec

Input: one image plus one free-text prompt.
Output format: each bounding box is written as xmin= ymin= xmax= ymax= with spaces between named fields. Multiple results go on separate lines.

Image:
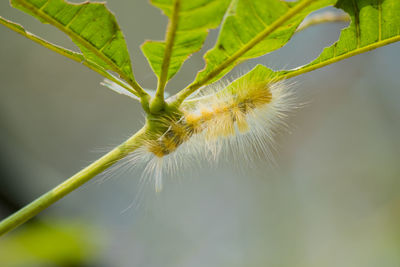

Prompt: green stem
xmin=0 ymin=127 xmax=147 ymax=236
xmin=151 ymin=0 xmax=181 ymax=113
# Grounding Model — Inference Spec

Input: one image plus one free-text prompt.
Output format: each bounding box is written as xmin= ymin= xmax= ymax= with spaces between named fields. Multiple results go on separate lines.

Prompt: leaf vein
xmin=64 ymin=5 xmax=86 ymax=29
xmin=38 ymin=0 xmax=49 ymax=11
xmin=351 ymin=0 xmax=361 ymax=48
xmin=378 ymin=0 xmax=382 ymax=41
xmin=99 ymin=32 xmax=117 ymax=52
xmin=245 ymin=0 xmax=268 ymax=28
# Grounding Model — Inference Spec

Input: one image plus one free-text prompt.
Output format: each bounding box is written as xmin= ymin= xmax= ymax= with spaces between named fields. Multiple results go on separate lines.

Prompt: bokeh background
xmin=1 ymin=1 xmax=400 ymax=267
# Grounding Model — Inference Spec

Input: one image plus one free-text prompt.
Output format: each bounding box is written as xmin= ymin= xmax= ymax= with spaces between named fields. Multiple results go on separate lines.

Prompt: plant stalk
xmin=0 ymin=126 xmax=147 ymax=236
xmin=151 ymin=0 xmax=181 ymax=113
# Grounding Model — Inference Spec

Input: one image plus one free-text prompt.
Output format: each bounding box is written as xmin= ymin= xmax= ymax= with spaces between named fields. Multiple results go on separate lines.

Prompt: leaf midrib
xmin=277 ymin=35 xmax=400 ymax=81
xmin=153 ymin=0 xmax=217 ymax=15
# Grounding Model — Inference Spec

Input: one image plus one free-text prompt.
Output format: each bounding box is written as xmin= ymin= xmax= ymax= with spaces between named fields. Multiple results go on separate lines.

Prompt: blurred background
xmin=1 ymin=1 xmax=399 ymax=267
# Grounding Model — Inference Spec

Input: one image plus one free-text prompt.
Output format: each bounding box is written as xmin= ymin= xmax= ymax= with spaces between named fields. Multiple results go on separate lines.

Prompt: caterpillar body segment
xmin=128 ymin=73 xmax=294 ymax=192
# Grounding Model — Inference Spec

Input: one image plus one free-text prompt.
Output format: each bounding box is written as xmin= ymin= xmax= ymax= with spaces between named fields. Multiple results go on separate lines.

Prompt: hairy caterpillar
xmin=103 ymin=71 xmax=294 ymax=192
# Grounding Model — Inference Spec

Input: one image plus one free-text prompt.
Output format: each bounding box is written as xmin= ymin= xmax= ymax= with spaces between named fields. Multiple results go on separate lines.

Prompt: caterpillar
xmin=103 ymin=72 xmax=294 ymax=192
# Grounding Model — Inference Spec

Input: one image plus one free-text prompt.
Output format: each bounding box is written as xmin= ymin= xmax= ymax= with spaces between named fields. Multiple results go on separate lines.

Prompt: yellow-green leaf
xmin=141 ymin=0 xmax=231 ymax=81
xmin=10 ymin=0 xmax=136 ymax=86
xmin=0 ymin=220 xmax=98 ymax=266
xmin=280 ymin=0 xmax=400 ymax=79
xmin=192 ymin=0 xmax=337 ymax=86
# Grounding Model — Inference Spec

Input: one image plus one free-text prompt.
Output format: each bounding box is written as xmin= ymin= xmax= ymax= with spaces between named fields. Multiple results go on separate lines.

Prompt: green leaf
xmin=279 ymin=0 xmax=400 ymax=80
xmin=0 ymin=220 xmax=98 ymax=266
xmin=0 ymin=15 xmax=83 ymax=61
xmin=10 ymin=0 xmax=137 ymax=87
xmin=192 ymin=0 xmax=336 ymax=86
xmin=218 ymin=0 xmax=400 ymax=98
xmin=172 ymin=0 xmax=338 ymax=104
xmin=0 ymin=15 xmax=142 ymax=99
xmin=141 ymin=0 xmax=231 ymax=82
